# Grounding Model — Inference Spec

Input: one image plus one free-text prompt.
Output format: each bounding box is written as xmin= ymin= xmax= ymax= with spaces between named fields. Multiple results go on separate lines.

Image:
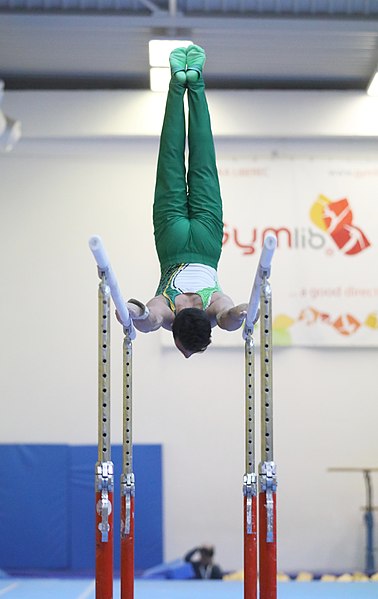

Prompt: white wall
xmin=1 ymin=89 xmax=378 ymax=575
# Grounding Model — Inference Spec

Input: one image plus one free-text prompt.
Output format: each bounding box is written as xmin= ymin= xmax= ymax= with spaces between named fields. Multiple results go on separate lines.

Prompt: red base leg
xmin=244 ymin=494 xmax=258 ymax=599
xmin=258 ymin=491 xmax=277 ymax=599
xmin=121 ymin=494 xmax=135 ymax=599
xmin=95 ymin=490 xmax=114 ymax=599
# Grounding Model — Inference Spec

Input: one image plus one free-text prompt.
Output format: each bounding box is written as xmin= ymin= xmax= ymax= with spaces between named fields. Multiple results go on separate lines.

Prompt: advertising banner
xmin=217 ymin=156 xmax=377 ymax=347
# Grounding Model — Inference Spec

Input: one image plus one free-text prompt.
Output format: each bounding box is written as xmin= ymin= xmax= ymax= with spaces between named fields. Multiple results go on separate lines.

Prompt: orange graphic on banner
xmin=310 ymin=194 xmax=370 ymax=255
xmin=332 ymin=314 xmax=361 ymax=336
xmin=272 ymin=309 xmax=378 ymax=345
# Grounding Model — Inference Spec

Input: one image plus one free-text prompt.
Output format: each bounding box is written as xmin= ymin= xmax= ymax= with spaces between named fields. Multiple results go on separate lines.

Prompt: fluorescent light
xmin=0 ymin=113 xmax=21 ymax=152
xmin=149 ymin=39 xmax=193 ymax=67
xmin=0 ymin=80 xmax=21 ymax=152
xmin=150 ymin=67 xmax=171 ymax=93
xmin=367 ymin=71 xmax=378 ymax=96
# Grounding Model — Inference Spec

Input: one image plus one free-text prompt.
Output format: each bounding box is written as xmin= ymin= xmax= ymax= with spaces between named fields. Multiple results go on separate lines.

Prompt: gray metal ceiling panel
xmin=1 ymin=8 xmax=378 ymax=89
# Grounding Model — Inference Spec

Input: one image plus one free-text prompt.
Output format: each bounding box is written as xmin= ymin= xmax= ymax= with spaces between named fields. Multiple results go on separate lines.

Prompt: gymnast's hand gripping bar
xmin=89 ymin=235 xmax=136 ymax=340
xmin=243 ymin=234 xmax=277 ymax=339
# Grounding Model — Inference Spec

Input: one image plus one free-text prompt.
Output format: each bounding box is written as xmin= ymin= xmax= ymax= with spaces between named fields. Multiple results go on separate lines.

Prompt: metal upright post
xmin=95 ymin=276 xmax=114 ymax=599
xmin=243 ymin=332 xmax=258 ymax=599
xmin=243 ymin=234 xmax=277 ymax=599
xmin=363 ymin=470 xmax=375 ymax=576
xmin=120 ymin=332 xmax=135 ymax=599
xmin=258 ymin=278 xmax=277 ymax=599
xmin=89 ymin=236 xmax=136 ymax=599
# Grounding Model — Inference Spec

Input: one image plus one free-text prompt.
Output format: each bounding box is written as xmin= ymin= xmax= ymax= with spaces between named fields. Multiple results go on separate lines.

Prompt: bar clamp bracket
xmin=121 ymin=472 xmax=135 ymax=537
xmin=243 ymin=473 xmax=257 ymax=535
xmin=259 ymin=461 xmax=277 ymax=543
xmin=96 ymin=461 xmax=114 ymax=542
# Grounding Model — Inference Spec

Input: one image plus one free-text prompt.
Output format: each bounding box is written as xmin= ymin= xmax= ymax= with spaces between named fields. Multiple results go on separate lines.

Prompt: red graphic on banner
xmin=222 ymin=194 xmax=370 ymax=257
xmin=310 ymin=195 xmax=370 ymax=255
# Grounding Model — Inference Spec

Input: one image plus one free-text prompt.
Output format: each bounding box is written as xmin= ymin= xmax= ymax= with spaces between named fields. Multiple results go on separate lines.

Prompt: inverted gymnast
xmin=125 ymin=45 xmax=248 ymax=358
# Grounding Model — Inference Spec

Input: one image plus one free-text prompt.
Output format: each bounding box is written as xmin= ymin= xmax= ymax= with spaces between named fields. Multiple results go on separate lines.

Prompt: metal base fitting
xmin=121 ymin=473 xmax=135 ymax=537
xmin=96 ymin=461 xmax=114 ymax=542
xmin=243 ymin=473 xmax=257 ymax=534
xmin=259 ymin=461 xmax=277 ymax=543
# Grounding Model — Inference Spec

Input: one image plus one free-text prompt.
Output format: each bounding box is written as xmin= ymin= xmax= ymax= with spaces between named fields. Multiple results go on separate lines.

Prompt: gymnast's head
xmin=172 ymin=308 xmax=212 ymax=358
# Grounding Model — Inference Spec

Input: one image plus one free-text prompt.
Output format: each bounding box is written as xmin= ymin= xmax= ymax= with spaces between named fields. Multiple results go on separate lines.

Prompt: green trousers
xmin=153 ymin=76 xmax=224 ymax=272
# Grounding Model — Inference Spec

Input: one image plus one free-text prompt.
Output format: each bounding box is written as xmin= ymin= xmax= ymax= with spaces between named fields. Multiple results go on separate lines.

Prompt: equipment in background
xmin=328 ymin=467 xmax=378 ymax=577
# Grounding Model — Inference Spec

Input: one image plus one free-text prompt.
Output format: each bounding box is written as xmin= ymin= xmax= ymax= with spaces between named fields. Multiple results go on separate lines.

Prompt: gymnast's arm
xmin=207 ymin=294 xmax=248 ymax=331
xmin=184 ymin=547 xmax=200 ymax=563
xmin=117 ymin=295 xmax=174 ymax=333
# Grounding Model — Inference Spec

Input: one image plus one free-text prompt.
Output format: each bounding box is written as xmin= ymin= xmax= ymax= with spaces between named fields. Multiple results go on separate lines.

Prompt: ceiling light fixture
xmin=0 ymin=81 xmax=21 ymax=152
xmin=149 ymin=39 xmax=193 ymax=92
xmin=367 ymin=71 xmax=378 ymax=97
xmin=150 ymin=67 xmax=172 ymax=93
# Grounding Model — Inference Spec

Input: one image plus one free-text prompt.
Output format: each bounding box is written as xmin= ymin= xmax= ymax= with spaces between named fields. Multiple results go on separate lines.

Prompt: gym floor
xmin=1 ymin=579 xmax=378 ymax=598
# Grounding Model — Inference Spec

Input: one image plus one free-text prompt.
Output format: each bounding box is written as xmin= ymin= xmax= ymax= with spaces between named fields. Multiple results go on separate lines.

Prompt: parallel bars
xmin=89 ymin=236 xmax=135 ymax=599
xmin=243 ymin=234 xmax=277 ymax=599
xmin=89 ymin=233 xmax=278 ymax=599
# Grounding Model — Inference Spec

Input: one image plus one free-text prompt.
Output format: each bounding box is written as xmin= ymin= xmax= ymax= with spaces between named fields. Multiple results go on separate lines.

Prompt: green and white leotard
xmin=156 ymin=263 xmax=222 ymax=313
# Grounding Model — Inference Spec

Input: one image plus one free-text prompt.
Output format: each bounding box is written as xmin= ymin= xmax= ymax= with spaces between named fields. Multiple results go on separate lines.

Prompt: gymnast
xmin=125 ymin=45 xmax=248 ymax=358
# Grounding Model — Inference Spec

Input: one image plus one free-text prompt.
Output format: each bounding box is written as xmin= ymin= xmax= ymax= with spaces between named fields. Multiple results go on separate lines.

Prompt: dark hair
xmin=172 ymin=308 xmax=212 ymax=353
xmin=200 ymin=547 xmax=214 ymax=558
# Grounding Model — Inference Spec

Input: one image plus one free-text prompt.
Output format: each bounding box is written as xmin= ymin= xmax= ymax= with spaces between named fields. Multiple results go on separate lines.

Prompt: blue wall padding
xmin=69 ymin=445 xmax=163 ymax=573
xmin=0 ymin=445 xmax=69 ymax=570
xmin=0 ymin=444 xmax=163 ymax=573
